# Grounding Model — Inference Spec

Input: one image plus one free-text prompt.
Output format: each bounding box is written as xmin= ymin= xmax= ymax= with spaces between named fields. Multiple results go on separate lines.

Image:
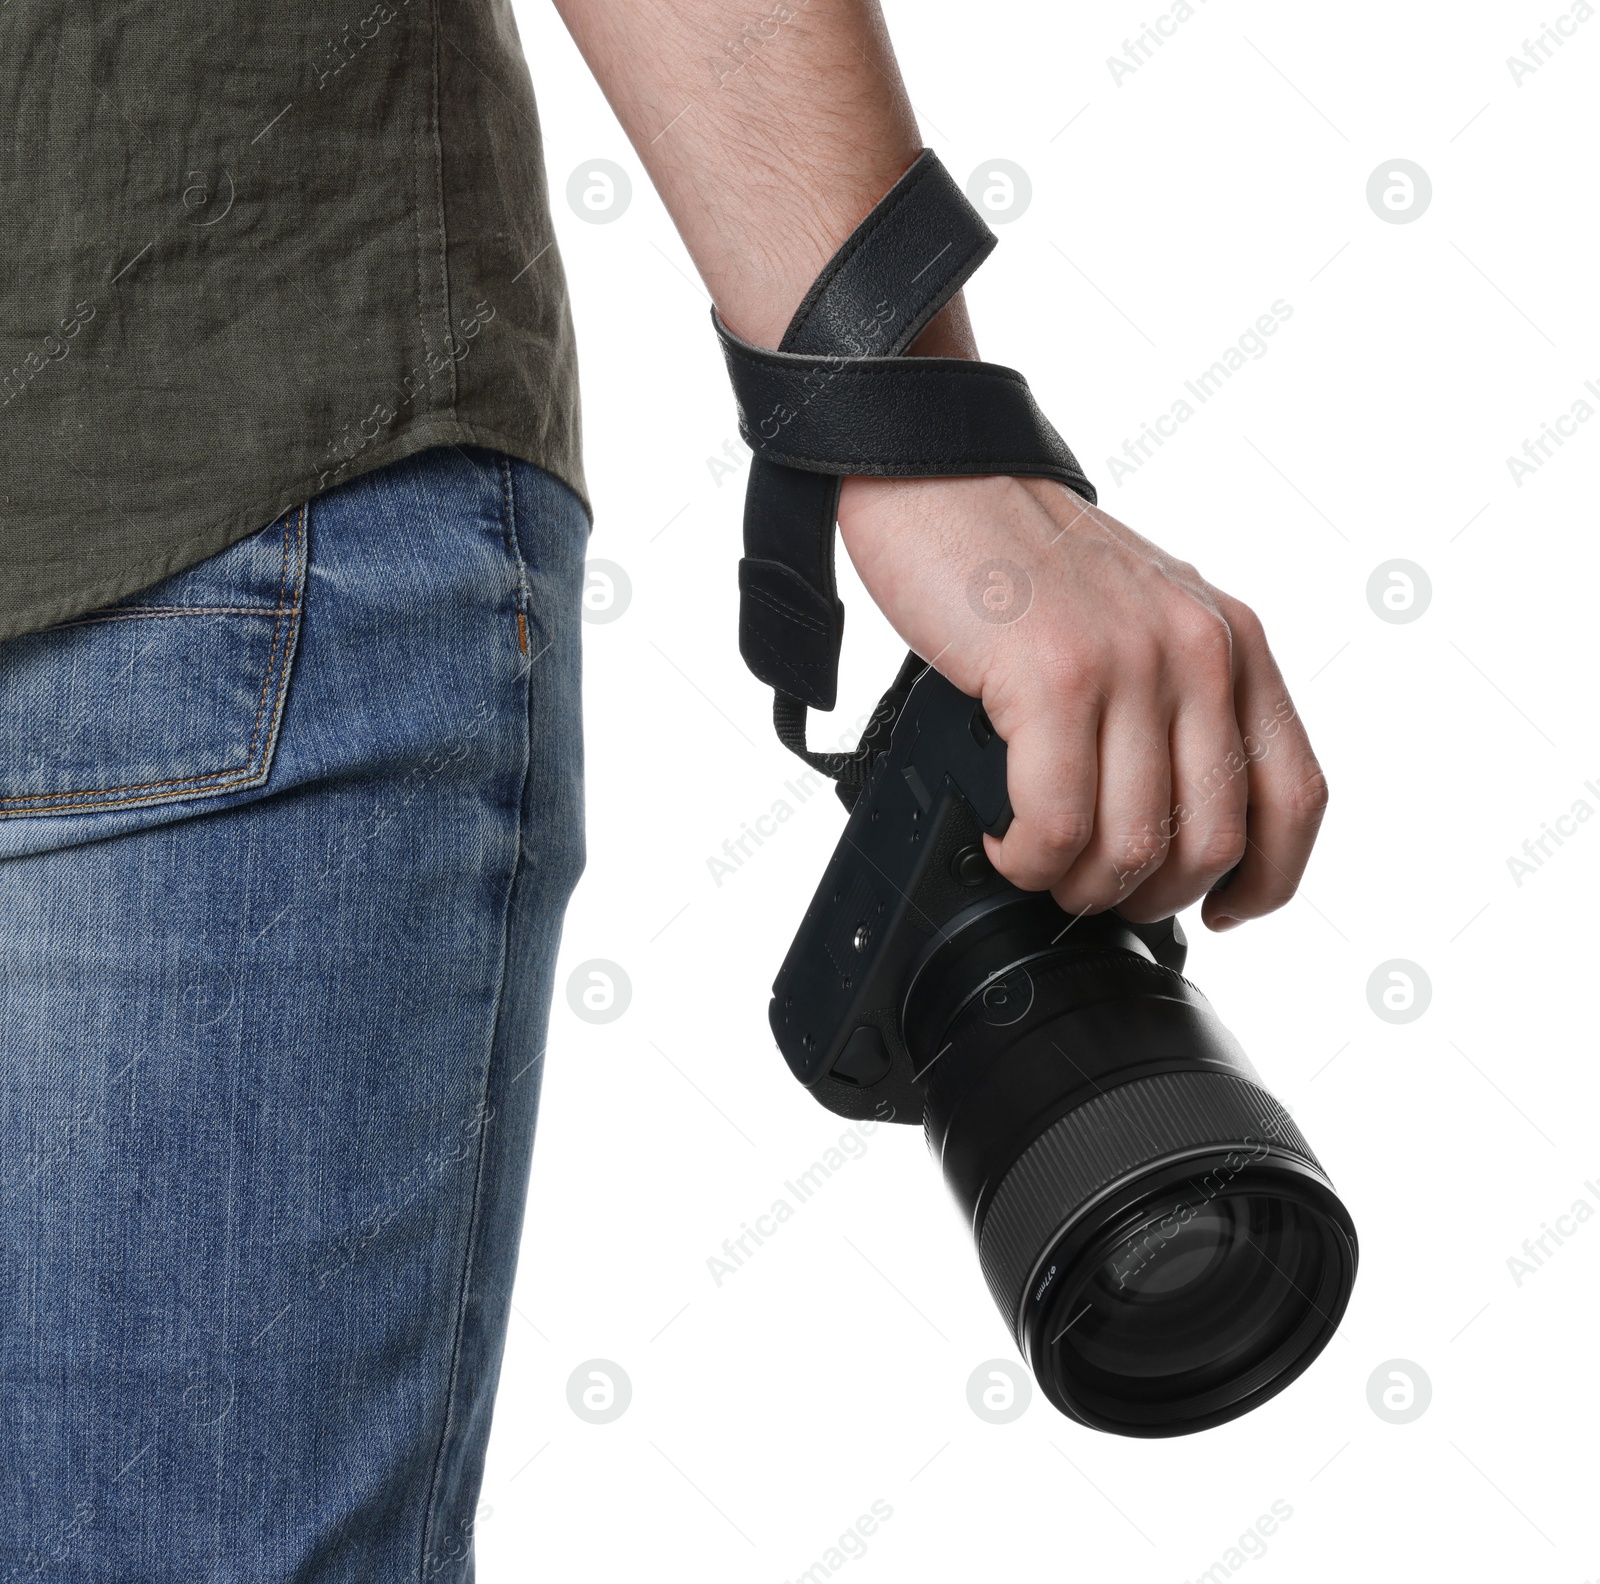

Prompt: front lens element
xmin=913 ymin=919 xmax=1359 ymax=1438
xmin=1043 ymin=1177 xmax=1356 ymax=1427
xmin=1026 ymin=1171 xmax=1353 ymax=1432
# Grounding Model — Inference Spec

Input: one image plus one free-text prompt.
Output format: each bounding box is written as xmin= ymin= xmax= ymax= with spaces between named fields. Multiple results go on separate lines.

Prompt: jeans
xmin=0 ymin=446 xmax=588 ymax=1581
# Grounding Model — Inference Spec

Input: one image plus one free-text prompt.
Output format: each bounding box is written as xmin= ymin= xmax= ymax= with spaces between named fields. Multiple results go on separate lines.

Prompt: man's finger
xmin=1118 ymin=703 xmax=1248 ymax=922
xmin=1049 ymin=709 xmax=1172 ymax=915
xmin=1200 ymin=661 xmax=1328 ymax=930
xmin=984 ymin=693 xmax=1101 ymax=893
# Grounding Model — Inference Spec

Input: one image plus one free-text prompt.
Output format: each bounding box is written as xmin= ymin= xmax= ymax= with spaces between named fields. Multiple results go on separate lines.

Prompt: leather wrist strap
xmin=715 ymin=148 xmax=1097 ymax=804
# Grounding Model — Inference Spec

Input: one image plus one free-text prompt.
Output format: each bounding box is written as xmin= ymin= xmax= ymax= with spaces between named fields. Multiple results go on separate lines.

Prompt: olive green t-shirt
xmin=0 ymin=0 xmax=586 ymax=641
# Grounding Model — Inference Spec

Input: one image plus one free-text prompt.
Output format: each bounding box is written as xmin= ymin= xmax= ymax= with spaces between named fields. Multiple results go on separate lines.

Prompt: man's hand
xmin=837 ymin=473 xmax=1327 ymax=930
xmin=555 ymin=0 xmax=1329 ymax=930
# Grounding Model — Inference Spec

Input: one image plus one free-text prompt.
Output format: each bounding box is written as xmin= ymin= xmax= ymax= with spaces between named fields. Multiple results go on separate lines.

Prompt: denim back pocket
xmin=0 ymin=506 xmax=307 ymax=819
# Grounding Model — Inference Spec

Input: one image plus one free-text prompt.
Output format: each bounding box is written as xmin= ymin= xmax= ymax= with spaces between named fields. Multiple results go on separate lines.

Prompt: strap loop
xmin=725 ymin=148 xmax=1096 ymax=777
xmin=714 ymin=325 xmax=1096 ymax=491
xmin=773 ymin=650 xmax=927 ymax=812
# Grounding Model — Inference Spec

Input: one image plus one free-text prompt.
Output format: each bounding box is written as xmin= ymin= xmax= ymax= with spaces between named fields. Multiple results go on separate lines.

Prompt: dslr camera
xmin=769 ymin=663 xmax=1358 ymax=1437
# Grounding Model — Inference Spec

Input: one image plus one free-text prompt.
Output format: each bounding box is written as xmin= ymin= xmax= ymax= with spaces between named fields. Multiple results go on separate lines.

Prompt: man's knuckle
xmin=1035 ymin=645 xmax=1100 ymax=701
xmin=1282 ymin=766 xmax=1331 ymax=825
xmin=1033 ymin=811 xmax=1093 ymax=859
xmin=1228 ymin=599 xmax=1266 ymax=646
xmin=1255 ymin=875 xmax=1301 ymax=914
xmin=1191 ymin=822 xmax=1248 ymax=874
xmin=997 ymin=857 xmax=1050 ymax=892
xmin=1171 ymin=603 xmax=1233 ymax=672
xmin=1054 ymin=880 xmax=1117 ymax=916
xmin=1114 ymin=820 xmax=1168 ymax=863
xmin=1090 ymin=862 xmax=1139 ymax=904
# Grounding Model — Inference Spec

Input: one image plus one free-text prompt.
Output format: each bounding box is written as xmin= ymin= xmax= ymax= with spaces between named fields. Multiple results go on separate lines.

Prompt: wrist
xmin=833 ymin=298 xmax=981 ymax=522
xmin=906 ymin=295 xmax=979 ymax=360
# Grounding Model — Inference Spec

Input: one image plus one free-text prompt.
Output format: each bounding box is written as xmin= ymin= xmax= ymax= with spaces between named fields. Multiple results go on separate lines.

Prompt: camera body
xmin=770 ymin=663 xmax=1188 ymax=1127
xmin=768 ymin=665 xmax=1356 ymax=1435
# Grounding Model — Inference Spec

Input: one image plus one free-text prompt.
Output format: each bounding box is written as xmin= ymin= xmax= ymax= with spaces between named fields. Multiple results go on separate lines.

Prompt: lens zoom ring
xmin=977 ymin=1071 xmax=1322 ymax=1334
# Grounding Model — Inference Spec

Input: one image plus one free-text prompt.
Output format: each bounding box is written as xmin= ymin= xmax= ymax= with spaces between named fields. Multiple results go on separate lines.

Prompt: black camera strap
xmin=714 ymin=148 xmax=1097 ymax=807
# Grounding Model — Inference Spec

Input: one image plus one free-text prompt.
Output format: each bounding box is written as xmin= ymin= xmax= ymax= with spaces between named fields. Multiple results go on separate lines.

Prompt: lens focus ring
xmin=977 ymin=1070 xmax=1322 ymax=1334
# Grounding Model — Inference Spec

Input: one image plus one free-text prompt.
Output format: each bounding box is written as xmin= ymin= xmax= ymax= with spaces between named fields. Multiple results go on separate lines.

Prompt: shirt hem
xmin=0 ymin=416 xmax=593 ymax=645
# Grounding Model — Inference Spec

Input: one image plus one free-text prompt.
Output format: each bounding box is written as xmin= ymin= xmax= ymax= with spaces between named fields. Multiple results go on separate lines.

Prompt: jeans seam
xmin=415 ymin=461 xmax=534 ymax=1584
xmin=498 ymin=454 xmax=532 ymax=656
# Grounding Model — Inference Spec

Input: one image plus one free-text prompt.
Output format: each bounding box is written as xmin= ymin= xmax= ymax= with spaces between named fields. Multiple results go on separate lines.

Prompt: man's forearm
xmin=557 ymin=0 xmax=1328 ymax=931
xmin=552 ymin=0 xmax=975 ymax=355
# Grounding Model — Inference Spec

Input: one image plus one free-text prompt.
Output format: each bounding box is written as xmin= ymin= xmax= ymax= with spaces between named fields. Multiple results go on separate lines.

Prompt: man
xmin=0 ymin=1 xmax=1326 ymax=1576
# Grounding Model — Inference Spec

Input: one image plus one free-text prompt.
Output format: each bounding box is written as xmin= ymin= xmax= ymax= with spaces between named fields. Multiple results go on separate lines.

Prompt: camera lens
xmin=1029 ymin=1168 xmax=1352 ymax=1432
xmin=909 ymin=895 xmax=1357 ymax=1437
xmin=1103 ymin=1199 xmax=1239 ymax=1301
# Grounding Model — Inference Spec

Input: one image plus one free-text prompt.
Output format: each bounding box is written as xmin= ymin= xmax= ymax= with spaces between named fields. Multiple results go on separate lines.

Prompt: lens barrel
xmin=911 ymin=896 xmax=1357 ymax=1437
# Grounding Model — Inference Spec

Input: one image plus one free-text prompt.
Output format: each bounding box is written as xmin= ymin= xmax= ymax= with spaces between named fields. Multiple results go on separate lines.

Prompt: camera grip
xmin=902 ymin=667 xmax=1013 ymax=838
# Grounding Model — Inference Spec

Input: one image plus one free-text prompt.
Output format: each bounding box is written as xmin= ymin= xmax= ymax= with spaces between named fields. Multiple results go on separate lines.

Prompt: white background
xmin=481 ymin=2 xmax=1600 ymax=1579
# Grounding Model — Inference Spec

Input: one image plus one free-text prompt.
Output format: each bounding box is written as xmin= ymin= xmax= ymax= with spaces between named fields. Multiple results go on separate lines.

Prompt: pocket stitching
xmin=0 ymin=505 xmax=308 ymax=815
xmin=42 ymin=605 xmax=288 ymax=631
